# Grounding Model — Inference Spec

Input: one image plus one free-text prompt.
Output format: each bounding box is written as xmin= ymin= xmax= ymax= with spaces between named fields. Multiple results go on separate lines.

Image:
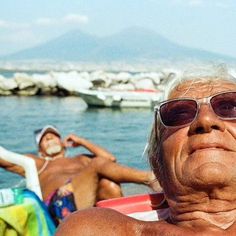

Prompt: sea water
xmin=0 ymin=96 xmax=154 ymax=195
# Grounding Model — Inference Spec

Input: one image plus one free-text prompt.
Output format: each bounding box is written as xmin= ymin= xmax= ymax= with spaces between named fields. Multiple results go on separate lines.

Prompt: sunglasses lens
xmin=160 ymin=100 xmax=197 ymax=127
xmin=211 ymin=92 xmax=236 ymax=119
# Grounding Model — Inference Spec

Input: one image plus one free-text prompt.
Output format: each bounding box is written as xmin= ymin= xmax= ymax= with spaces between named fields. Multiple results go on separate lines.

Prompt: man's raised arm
xmin=63 ymin=134 xmax=116 ymax=161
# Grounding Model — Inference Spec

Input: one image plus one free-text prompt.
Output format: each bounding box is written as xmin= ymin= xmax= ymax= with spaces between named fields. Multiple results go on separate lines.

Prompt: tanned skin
xmin=0 ymin=133 xmax=157 ymax=209
xmin=56 ymin=80 xmax=236 ymax=235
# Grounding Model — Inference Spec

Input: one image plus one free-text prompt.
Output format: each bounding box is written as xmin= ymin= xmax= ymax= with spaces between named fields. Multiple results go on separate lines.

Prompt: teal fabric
xmin=0 ymin=189 xmax=56 ymax=236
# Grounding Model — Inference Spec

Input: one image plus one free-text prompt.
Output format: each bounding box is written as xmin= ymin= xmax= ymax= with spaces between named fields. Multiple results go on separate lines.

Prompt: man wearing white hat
xmin=1 ymin=125 xmax=158 ymax=225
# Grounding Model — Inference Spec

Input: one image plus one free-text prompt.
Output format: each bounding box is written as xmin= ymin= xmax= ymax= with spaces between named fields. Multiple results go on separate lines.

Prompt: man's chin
xmin=185 ymin=162 xmax=232 ymax=189
xmin=45 ymin=145 xmax=62 ymax=156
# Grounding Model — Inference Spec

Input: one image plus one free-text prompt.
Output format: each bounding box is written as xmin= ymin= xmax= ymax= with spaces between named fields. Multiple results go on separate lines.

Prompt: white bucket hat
xmin=34 ymin=125 xmax=61 ymax=146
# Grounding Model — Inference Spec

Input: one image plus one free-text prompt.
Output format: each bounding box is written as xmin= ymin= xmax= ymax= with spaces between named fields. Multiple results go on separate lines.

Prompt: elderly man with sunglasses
xmin=56 ymin=69 xmax=236 ymax=235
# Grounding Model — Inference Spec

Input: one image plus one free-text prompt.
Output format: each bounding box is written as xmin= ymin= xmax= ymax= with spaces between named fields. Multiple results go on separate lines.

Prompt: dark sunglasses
xmin=154 ymin=91 xmax=236 ymax=128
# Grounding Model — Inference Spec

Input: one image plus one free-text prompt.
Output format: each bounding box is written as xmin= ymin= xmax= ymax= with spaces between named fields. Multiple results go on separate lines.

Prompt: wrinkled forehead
xmin=169 ymin=79 xmax=236 ymax=100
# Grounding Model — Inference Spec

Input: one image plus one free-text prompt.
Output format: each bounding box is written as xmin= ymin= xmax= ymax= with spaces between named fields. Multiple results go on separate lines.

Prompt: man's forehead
xmin=41 ymin=132 xmax=60 ymax=141
xmin=43 ymin=131 xmax=59 ymax=137
xmin=169 ymin=79 xmax=236 ymax=99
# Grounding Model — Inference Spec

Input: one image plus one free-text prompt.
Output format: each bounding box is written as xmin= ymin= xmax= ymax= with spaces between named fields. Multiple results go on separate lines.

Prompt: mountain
xmin=2 ymin=27 xmax=236 ymax=62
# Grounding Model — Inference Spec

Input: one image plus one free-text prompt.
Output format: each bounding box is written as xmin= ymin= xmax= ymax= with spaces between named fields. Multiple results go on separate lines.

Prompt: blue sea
xmin=0 ymin=95 xmax=154 ymax=195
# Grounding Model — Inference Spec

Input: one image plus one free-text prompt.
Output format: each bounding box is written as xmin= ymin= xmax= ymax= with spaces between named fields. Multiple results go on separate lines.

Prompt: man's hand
xmin=63 ymin=134 xmax=83 ymax=148
xmin=63 ymin=134 xmax=116 ymax=162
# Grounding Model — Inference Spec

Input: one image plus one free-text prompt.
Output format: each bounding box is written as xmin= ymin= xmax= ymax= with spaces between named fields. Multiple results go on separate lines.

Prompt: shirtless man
xmin=0 ymin=125 xmax=157 ymax=224
xmin=55 ymin=70 xmax=236 ymax=235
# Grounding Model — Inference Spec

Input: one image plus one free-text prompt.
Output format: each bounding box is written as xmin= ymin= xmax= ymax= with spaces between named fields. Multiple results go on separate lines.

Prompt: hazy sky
xmin=0 ymin=0 xmax=236 ymax=57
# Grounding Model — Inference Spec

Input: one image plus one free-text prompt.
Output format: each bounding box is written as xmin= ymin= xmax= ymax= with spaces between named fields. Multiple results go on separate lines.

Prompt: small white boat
xmin=77 ymin=89 xmax=162 ymax=108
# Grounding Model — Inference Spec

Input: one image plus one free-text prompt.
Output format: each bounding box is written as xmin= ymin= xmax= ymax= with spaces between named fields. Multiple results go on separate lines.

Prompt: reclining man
xmin=0 ymin=125 xmax=158 ymax=225
xmin=56 ymin=68 xmax=236 ymax=235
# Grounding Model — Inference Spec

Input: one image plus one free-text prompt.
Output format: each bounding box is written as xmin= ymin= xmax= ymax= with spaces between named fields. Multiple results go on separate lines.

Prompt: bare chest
xmin=39 ymin=158 xmax=87 ymax=199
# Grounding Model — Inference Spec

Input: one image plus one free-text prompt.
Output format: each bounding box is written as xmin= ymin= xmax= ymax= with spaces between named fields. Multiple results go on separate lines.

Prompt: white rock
xmin=133 ymin=72 xmax=162 ymax=85
xmin=90 ymin=70 xmax=107 ymax=82
xmin=55 ymin=71 xmax=93 ymax=93
xmin=106 ymin=73 xmax=117 ymax=80
xmin=16 ymin=87 xmax=38 ymax=96
xmin=79 ymin=72 xmax=90 ymax=80
xmin=0 ymin=77 xmax=18 ymax=90
xmin=31 ymin=73 xmax=57 ymax=88
xmin=116 ymin=72 xmax=132 ymax=82
xmin=133 ymin=78 xmax=156 ymax=90
xmin=91 ymin=78 xmax=110 ymax=88
xmin=0 ymin=89 xmax=12 ymax=95
xmin=14 ymin=73 xmax=36 ymax=89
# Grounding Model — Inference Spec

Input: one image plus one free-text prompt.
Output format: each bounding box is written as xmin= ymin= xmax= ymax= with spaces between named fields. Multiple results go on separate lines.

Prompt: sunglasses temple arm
xmin=154 ymin=110 xmax=158 ymax=142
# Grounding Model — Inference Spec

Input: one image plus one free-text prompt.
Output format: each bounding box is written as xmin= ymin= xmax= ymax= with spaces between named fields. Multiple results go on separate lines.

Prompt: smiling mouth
xmin=190 ymin=145 xmax=231 ymax=154
xmin=192 ymin=147 xmax=226 ymax=153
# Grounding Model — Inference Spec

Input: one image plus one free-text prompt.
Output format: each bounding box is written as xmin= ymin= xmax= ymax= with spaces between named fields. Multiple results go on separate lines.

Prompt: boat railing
xmin=0 ymin=146 xmax=42 ymax=200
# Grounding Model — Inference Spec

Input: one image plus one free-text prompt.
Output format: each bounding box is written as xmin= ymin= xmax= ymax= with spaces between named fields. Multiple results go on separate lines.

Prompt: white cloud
xmin=0 ymin=19 xmax=30 ymax=30
xmin=0 ymin=13 xmax=89 ymax=54
xmin=35 ymin=17 xmax=56 ymax=27
xmin=35 ymin=14 xmax=89 ymax=27
xmin=0 ymin=13 xmax=89 ymax=30
xmin=63 ymin=14 xmax=89 ymax=24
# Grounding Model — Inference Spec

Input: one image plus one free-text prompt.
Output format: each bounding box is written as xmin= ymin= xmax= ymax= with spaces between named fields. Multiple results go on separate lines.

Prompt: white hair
xmin=161 ymin=64 xmax=236 ymax=101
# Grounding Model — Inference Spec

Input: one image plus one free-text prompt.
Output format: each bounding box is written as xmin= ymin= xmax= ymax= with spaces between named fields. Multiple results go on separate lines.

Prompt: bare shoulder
xmin=55 ymin=208 xmax=203 ymax=236
xmin=55 ymin=208 xmax=141 ymax=236
xmin=25 ymin=153 xmax=45 ymax=166
xmin=25 ymin=153 xmax=38 ymax=159
xmin=72 ymin=155 xmax=93 ymax=166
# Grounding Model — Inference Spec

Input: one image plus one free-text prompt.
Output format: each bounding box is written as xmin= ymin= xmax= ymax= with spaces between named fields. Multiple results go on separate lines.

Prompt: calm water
xmin=0 ymin=96 xmax=154 ymax=195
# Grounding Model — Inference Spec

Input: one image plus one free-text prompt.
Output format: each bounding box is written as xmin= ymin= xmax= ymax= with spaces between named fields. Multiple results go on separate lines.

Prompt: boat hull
xmin=77 ymin=89 xmax=162 ymax=108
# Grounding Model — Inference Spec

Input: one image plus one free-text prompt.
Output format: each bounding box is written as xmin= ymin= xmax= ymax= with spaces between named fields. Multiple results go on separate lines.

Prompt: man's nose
xmin=188 ymin=104 xmax=225 ymax=135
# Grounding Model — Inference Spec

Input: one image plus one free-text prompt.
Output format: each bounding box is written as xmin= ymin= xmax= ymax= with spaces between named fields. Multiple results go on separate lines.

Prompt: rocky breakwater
xmin=0 ymin=70 xmax=181 ymax=96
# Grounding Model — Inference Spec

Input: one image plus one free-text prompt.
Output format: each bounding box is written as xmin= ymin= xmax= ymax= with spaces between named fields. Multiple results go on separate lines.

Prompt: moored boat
xmin=77 ymin=89 xmax=162 ymax=108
